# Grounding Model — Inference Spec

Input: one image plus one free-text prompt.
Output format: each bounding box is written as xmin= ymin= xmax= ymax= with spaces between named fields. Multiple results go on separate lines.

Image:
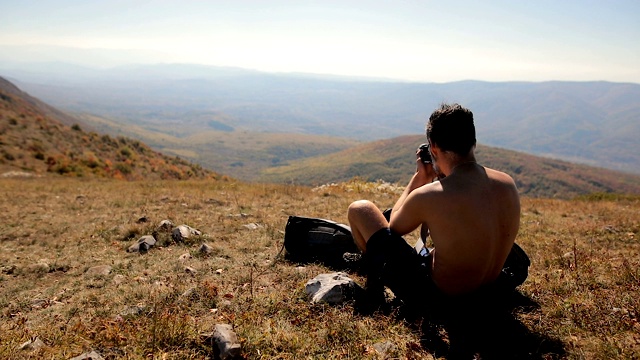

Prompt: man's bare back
xmin=392 ymin=163 xmax=520 ymax=295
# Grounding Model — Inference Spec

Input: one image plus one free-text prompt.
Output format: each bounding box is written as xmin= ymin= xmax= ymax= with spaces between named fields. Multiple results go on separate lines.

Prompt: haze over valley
xmin=3 ymin=62 xmax=640 ymax=179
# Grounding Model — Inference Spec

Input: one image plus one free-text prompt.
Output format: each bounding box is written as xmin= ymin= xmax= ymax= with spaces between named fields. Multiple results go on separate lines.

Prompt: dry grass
xmin=0 ymin=178 xmax=638 ymax=359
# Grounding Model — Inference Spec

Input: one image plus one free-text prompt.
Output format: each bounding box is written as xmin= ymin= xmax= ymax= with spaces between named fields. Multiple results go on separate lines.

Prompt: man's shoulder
xmin=484 ymin=166 xmax=517 ymax=186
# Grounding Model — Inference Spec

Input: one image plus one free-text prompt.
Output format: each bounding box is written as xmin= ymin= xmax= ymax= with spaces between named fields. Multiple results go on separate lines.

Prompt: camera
xmin=418 ymin=143 xmax=432 ymax=164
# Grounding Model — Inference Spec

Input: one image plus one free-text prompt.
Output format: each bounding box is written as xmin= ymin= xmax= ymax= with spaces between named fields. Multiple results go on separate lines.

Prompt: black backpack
xmin=283 ymin=215 xmax=361 ymax=270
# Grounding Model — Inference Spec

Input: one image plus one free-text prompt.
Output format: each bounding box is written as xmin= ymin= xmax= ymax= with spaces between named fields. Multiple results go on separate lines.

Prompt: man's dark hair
xmin=426 ymin=103 xmax=476 ymax=156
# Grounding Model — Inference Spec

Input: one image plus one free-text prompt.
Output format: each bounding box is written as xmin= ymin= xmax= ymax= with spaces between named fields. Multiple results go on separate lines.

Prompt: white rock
xmin=85 ymin=265 xmax=112 ymax=277
xmin=127 ymin=235 xmax=157 ymax=253
xmin=172 ymin=225 xmax=202 ymax=242
xmin=69 ymin=350 xmax=105 ymax=360
xmin=305 ymin=272 xmax=362 ymax=305
xmin=212 ymin=324 xmax=242 ymax=360
xmin=200 ymin=243 xmax=214 ymax=254
xmin=19 ymin=337 xmax=45 ymax=351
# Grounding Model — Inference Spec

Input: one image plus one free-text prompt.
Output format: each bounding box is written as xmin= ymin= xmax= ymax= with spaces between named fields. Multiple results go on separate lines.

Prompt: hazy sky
xmin=1 ymin=0 xmax=639 ymax=83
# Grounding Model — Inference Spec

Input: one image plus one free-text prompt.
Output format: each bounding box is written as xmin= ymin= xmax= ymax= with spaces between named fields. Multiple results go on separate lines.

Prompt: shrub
xmin=3 ymin=150 xmax=15 ymax=161
xmin=120 ymin=147 xmax=132 ymax=159
xmin=115 ymin=162 xmax=132 ymax=175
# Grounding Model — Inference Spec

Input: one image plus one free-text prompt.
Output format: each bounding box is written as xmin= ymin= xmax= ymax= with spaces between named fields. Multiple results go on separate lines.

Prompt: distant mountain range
xmin=1 ymin=70 xmax=639 ymax=197
xmin=3 ymin=62 xmax=639 ymax=176
xmin=0 ymin=76 xmax=216 ymax=180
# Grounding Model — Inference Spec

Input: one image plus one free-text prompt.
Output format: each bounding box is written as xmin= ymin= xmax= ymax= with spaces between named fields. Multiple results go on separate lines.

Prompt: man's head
xmin=426 ymin=103 xmax=476 ymax=156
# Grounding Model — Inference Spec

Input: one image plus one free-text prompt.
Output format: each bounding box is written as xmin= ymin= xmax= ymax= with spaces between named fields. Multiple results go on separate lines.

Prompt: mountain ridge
xmin=258 ymin=134 xmax=640 ymax=198
xmin=4 ymin=63 xmax=638 ymax=174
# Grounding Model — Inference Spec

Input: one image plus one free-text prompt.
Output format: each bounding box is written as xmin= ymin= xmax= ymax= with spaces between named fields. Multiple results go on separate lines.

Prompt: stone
xmin=200 ymin=243 xmax=214 ymax=254
xmin=120 ymin=305 xmax=146 ymax=317
xmin=127 ymin=235 xmax=157 ymax=253
xmin=69 ymin=350 xmax=105 ymax=360
xmin=113 ymin=274 xmax=126 ymax=285
xmin=157 ymin=219 xmax=174 ymax=231
xmin=179 ymin=253 xmax=192 ymax=261
xmin=136 ymin=216 xmax=149 ymax=224
xmin=31 ymin=299 xmax=49 ymax=309
xmin=19 ymin=337 xmax=45 ymax=351
xmin=85 ymin=265 xmax=112 ymax=277
xmin=28 ymin=262 xmax=50 ymax=274
xmin=185 ymin=266 xmax=197 ymax=275
xmin=172 ymin=225 xmax=202 ymax=242
xmin=305 ymin=272 xmax=362 ymax=305
xmin=373 ymin=341 xmax=397 ymax=357
xmin=202 ymin=324 xmax=242 ymax=360
xmin=1 ymin=264 xmax=16 ymax=274
xmin=242 ymin=223 xmax=260 ymax=230
xmin=181 ymin=287 xmax=197 ymax=298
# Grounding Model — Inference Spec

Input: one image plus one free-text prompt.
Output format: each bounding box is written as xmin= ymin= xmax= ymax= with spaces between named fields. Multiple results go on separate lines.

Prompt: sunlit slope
xmin=258 ymin=135 xmax=640 ymax=198
xmin=0 ymin=76 xmax=216 ymax=180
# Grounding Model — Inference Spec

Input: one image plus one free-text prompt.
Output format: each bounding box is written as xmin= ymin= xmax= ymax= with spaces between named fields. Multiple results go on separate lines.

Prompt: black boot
xmin=355 ymin=238 xmax=387 ymax=314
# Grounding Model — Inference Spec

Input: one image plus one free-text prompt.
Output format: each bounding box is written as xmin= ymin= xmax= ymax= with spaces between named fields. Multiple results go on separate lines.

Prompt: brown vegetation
xmin=259 ymin=135 xmax=640 ymax=198
xmin=0 ymin=78 xmax=217 ymax=180
xmin=1 ymin=178 xmax=638 ymax=359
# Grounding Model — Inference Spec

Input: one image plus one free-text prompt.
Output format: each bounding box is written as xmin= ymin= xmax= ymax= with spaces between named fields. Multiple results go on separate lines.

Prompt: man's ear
xmin=430 ymin=143 xmax=441 ymax=158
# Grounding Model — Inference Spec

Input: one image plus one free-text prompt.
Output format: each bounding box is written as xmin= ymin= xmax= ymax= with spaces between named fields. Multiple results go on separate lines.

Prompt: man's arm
xmin=389 ymin=157 xmax=435 ymax=235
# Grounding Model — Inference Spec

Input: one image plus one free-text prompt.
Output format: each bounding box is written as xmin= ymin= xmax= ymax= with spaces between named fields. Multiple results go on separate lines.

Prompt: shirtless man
xmin=348 ymin=103 xmax=521 ymax=305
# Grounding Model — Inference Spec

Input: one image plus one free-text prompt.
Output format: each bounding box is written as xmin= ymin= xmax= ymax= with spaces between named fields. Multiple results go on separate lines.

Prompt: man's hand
xmin=413 ymin=149 xmax=436 ymax=188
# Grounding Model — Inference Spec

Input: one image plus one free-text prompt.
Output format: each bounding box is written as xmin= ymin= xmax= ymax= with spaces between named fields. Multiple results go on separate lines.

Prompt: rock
xmin=242 ymin=223 xmax=260 ymax=230
xmin=200 ymin=243 xmax=214 ymax=254
xmin=136 ymin=216 xmax=149 ymax=224
xmin=85 ymin=265 xmax=112 ymax=277
xmin=305 ymin=272 xmax=362 ymax=305
xmin=69 ymin=350 xmax=105 ymax=360
xmin=31 ymin=299 xmax=49 ymax=309
xmin=373 ymin=341 xmax=397 ymax=357
xmin=185 ymin=266 xmax=197 ymax=275
xmin=227 ymin=213 xmax=249 ymax=218
xmin=172 ymin=225 xmax=202 ymax=242
xmin=179 ymin=253 xmax=192 ymax=261
xmin=19 ymin=337 xmax=45 ymax=351
xmin=113 ymin=274 xmax=126 ymax=285
xmin=127 ymin=235 xmax=157 ymax=253
xmin=202 ymin=324 xmax=242 ymax=360
xmin=28 ymin=262 xmax=50 ymax=274
xmin=120 ymin=305 xmax=146 ymax=317
xmin=181 ymin=287 xmax=197 ymax=298
xmin=157 ymin=219 xmax=174 ymax=231
xmin=1 ymin=264 xmax=16 ymax=274
xmin=1 ymin=171 xmax=36 ymax=178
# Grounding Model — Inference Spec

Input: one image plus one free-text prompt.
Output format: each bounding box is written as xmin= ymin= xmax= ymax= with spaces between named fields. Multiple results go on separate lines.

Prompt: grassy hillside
xmin=0 ymin=178 xmax=638 ymax=359
xmin=0 ymin=77 xmax=217 ymax=180
xmin=258 ymin=135 xmax=640 ymax=198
